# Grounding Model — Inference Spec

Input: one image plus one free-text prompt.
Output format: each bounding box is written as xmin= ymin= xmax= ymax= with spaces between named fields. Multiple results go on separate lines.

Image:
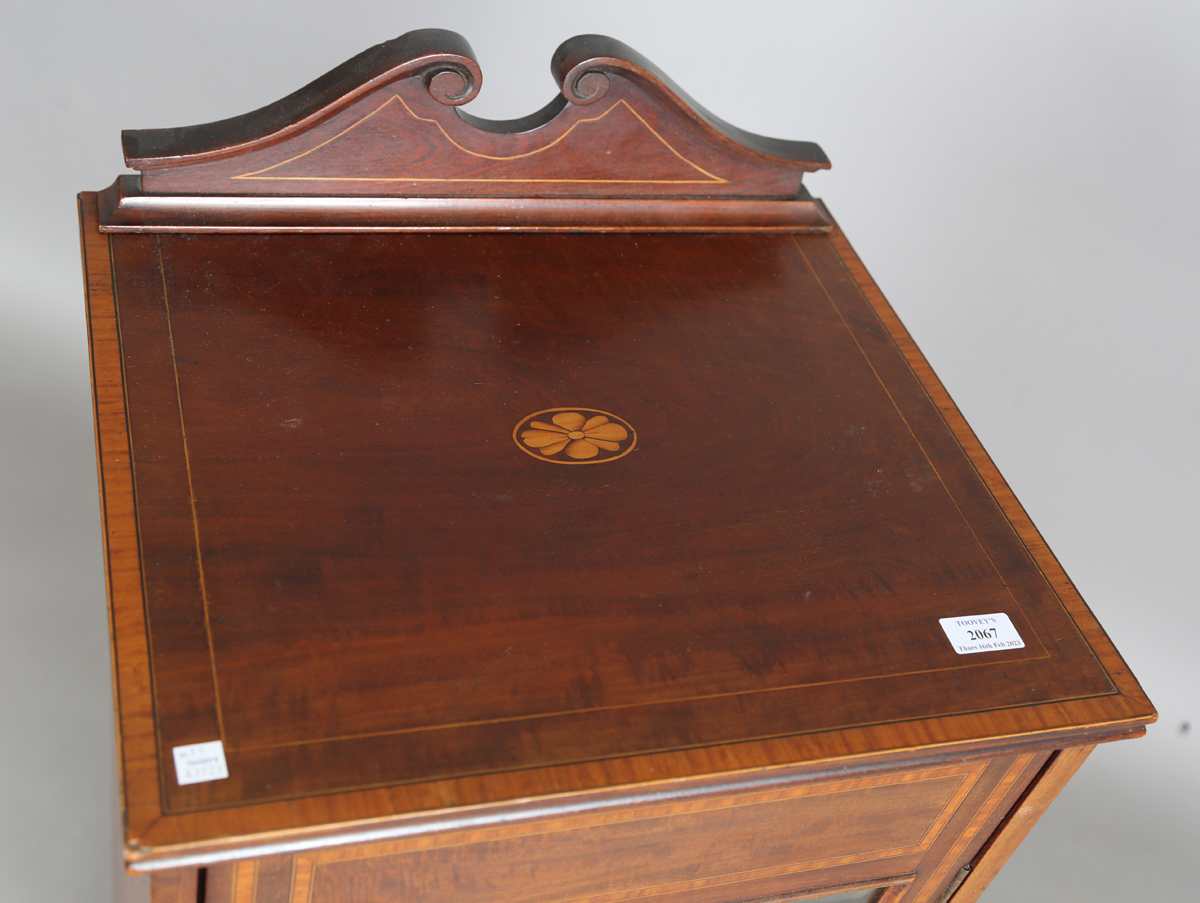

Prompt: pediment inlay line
xmin=234 ymin=96 xmax=728 ymax=185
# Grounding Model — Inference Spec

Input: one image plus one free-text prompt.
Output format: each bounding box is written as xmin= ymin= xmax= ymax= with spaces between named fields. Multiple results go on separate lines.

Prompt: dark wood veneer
xmin=122 ymin=31 xmax=827 ymax=202
xmin=109 ymin=225 xmax=1120 ymax=818
xmin=97 ymin=176 xmax=834 ymax=233
xmin=80 ymin=28 xmax=1152 ymax=903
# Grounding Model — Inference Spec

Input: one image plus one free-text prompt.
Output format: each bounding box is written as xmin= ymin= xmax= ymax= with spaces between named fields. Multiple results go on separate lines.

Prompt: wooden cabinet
xmin=80 ymin=30 xmax=1154 ymax=903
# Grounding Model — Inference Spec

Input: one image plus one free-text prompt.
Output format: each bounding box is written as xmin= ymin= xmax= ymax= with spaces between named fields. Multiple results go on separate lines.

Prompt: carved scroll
xmin=124 ymin=30 xmax=827 ymax=198
xmin=104 ymin=30 xmax=832 ymax=230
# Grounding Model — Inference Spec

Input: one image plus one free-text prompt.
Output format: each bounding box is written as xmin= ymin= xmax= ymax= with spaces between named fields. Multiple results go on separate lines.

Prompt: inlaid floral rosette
xmin=514 ymin=408 xmax=637 ymax=464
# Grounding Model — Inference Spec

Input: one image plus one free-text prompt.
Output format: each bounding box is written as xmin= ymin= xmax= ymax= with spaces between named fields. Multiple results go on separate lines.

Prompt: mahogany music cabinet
xmin=79 ymin=30 xmax=1154 ymax=903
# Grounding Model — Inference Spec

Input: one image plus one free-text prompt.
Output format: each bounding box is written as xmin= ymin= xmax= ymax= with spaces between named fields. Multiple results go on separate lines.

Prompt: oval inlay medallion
xmin=514 ymin=408 xmax=637 ymax=465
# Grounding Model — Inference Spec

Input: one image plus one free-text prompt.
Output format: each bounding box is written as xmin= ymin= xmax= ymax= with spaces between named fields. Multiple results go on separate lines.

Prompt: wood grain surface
xmin=96 ymin=176 xmax=834 ymax=233
xmin=148 ymin=868 xmax=198 ymax=903
xmin=190 ymin=753 xmax=1045 ymax=903
xmin=123 ymin=30 xmax=827 ymax=200
xmin=79 ymin=196 xmax=166 ymax=841
xmin=947 ymin=745 xmax=1094 ymax=903
xmin=114 ymin=227 xmax=1118 ymax=810
xmin=79 ymin=189 xmax=1153 ymax=867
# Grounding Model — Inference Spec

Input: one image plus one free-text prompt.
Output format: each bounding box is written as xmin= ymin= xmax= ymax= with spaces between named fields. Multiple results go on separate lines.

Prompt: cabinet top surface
xmin=83 ymin=218 xmax=1152 ymax=860
xmin=78 ymin=29 xmax=1151 ymax=867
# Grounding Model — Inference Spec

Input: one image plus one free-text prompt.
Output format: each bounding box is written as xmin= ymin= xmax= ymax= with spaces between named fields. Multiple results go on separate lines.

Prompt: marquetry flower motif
xmin=514 ymin=409 xmax=636 ymax=464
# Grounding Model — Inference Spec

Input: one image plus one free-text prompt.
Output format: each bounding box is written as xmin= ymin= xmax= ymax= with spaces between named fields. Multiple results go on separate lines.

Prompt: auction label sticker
xmin=172 ymin=739 xmax=229 ymax=785
xmin=939 ymin=613 xmax=1025 ymax=655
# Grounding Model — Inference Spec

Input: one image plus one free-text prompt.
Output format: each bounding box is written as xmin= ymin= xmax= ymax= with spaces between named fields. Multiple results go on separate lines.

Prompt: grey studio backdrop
xmin=1 ymin=2 xmax=1195 ymax=901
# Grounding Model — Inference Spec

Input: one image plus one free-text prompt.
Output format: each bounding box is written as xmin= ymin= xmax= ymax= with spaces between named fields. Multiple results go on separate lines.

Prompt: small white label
xmin=939 ymin=613 xmax=1025 ymax=655
xmin=172 ymin=740 xmax=229 ymax=785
